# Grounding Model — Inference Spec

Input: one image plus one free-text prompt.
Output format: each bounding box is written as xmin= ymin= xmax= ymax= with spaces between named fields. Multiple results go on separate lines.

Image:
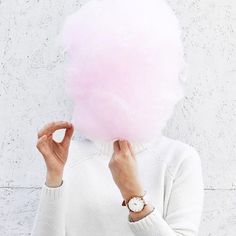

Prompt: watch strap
xmin=128 ymin=206 xmax=156 ymax=222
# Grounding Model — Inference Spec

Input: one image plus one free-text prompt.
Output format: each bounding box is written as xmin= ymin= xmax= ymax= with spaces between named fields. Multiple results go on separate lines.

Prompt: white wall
xmin=0 ymin=0 xmax=235 ymax=235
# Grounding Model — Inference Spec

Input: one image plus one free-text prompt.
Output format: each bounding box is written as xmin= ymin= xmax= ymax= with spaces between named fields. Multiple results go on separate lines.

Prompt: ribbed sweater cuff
xmin=128 ymin=207 xmax=161 ymax=233
xmin=40 ymin=180 xmax=65 ymax=201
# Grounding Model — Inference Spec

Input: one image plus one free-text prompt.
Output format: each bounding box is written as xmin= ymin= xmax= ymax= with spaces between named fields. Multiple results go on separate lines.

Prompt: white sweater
xmin=31 ymin=134 xmax=204 ymax=236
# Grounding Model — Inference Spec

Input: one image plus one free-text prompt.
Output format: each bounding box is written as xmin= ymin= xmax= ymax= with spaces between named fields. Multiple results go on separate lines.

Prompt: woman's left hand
xmin=108 ymin=140 xmax=145 ymax=202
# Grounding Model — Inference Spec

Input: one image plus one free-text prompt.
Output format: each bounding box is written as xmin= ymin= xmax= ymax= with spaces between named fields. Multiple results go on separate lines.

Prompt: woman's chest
xmin=64 ymin=157 xmax=167 ymax=235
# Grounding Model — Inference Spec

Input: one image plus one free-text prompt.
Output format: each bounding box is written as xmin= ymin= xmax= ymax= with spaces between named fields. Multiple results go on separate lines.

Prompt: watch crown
xmin=121 ymin=200 xmax=126 ymax=206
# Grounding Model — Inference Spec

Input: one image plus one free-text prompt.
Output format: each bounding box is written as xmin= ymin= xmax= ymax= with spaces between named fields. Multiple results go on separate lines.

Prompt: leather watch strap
xmin=128 ymin=206 xmax=156 ymax=222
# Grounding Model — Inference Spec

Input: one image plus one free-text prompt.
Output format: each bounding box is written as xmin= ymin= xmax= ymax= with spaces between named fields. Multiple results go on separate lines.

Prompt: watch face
xmin=128 ymin=197 xmax=145 ymax=212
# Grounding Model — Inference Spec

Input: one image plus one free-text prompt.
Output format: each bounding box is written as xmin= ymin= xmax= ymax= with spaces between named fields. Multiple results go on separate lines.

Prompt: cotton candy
xmin=60 ymin=0 xmax=186 ymax=143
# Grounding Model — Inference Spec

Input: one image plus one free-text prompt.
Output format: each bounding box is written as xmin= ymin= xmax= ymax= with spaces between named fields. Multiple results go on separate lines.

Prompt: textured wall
xmin=0 ymin=0 xmax=235 ymax=235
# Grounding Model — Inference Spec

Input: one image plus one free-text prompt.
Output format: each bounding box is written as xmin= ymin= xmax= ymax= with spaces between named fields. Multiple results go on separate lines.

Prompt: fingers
xmin=127 ymin=142 xmax=135 ymax=157
xmin=36 ymin=135 xmax=50 ymax=156
xmin=119 ymin=140 xmax=129 ymax=151
xmin=118 ymin=140 xmax=131 ymax=156
xmin=61 ymin=123 xmax=74 ymax=147
xmin=37 ymin=121 xmax=72 ymax=139
xmin=113 ymin=140 xmax=120 ymax=153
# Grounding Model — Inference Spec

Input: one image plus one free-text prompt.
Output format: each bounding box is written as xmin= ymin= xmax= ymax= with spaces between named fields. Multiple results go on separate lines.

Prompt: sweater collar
xmin=92 ymin=134 xmax=163 ymax=158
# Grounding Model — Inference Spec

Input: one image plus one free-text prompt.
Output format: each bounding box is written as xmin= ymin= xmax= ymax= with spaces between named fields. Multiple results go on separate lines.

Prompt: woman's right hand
xmin=36 ymin=121 xmax=74 ymax=187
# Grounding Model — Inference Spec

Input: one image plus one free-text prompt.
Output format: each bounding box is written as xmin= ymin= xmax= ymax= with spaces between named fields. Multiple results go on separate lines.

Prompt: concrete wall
xmin=0 ymin=0 xmax=235 ymax=235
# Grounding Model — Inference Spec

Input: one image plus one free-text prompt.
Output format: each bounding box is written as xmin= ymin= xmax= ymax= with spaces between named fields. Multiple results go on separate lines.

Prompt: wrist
xmin=122 ymin=186 xmax=145 ymax=202
xmin=129 ymin=204 xmax=155 ymax=222
xmin=46 ymin=171 xmax=63 ymax=187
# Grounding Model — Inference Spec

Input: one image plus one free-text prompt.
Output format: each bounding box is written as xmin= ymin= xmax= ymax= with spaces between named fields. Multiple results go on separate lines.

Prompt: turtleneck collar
xmin=92 ymin=134 xmax=163 ymax=159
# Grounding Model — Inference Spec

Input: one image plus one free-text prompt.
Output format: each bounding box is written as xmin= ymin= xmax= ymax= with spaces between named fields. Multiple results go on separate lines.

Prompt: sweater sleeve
xmin=127 ymin=148 xmax=204 ymax=236
xmin=31 ymin=180 xmax=67 ymax=236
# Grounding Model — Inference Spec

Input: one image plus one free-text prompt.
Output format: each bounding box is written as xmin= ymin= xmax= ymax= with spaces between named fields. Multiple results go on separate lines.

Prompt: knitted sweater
xmin=31 ymin=134 xmax=204 ymax=236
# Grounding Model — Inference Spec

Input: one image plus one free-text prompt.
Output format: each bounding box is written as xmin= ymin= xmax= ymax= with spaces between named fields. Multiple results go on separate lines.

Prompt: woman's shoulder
xmin=156 ymin=135 xmax=202 ymax=178
xmin=161 ymin=135 xmax=200 ymax=155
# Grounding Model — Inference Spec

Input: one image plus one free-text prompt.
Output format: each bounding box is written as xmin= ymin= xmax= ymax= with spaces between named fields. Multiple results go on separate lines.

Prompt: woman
xmin=31 ymin=0 xmax=204 ymax=234
xmin=31 ymin=120 xmax=204 ymax=236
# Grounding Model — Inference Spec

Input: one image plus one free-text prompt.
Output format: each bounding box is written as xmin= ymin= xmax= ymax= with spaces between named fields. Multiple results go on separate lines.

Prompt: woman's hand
xmin=109 ymin=140 xmax=155 ymax=222
xmin=108 ymin=140 xmax=144 ymax=202
xmin=36 ymin=121 xmax=74 ymax=187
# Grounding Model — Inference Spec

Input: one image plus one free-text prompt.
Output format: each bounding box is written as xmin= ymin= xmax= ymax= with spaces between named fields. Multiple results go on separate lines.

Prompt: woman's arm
xmin=31 ymin=181 xmax=67 ymax=236
xmin=127 ymin=148 xmax=204 ymax=236
xmin=31 ymin=121 xmax=74 ymax=236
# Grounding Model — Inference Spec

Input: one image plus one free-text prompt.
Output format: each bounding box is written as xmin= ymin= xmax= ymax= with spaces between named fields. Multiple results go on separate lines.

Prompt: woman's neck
xmin=92 ymin=134 xmax=163 ymax=158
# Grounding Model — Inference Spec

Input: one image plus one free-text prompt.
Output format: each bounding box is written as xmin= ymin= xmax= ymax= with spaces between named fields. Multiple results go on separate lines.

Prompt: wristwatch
xmin=122 ymin=191 xmax=148 ymax=213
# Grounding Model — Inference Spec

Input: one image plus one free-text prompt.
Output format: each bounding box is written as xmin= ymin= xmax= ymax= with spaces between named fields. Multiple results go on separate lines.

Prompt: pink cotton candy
xmin=60 ymin=0 xmax=186 ymax=143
